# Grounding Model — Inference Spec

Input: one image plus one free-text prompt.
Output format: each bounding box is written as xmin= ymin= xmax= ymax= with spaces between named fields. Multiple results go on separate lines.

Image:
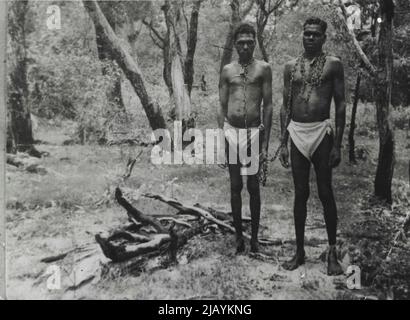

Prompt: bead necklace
xmin=297 ymin=51 xmax=327 ymax=103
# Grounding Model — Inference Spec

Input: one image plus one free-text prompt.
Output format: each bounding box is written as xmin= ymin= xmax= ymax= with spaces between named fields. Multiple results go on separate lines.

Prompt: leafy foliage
xmin=17 ymin=0 xmax=410 ymax=140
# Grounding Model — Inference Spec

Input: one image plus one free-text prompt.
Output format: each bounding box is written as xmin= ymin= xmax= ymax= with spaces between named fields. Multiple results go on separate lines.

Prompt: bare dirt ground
xmin=5 ymin=122 xmax=410 ymax=300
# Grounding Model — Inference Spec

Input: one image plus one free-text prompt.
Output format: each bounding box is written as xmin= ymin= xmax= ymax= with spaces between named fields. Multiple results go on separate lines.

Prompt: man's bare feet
xmin=327 ymin=246 xmax=343 ymax=276
xmin=236 ymin=238 xmax=245 ymax=254
xmin=282 ymin=250 xmax=305 ymax=271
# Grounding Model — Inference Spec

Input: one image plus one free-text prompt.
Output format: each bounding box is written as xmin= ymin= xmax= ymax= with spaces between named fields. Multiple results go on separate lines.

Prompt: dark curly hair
xmin=303 ymin=17 xmax=327 ymax=34
xmin=233 ymin=22 xmax=256 ymax=41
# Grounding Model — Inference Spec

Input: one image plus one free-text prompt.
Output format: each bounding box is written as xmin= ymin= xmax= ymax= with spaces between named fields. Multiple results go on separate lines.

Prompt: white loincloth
xmin=287 ymin=119 xmax=332 ymax=161
xmin=224 ymin=120 xmax=261 ymax=175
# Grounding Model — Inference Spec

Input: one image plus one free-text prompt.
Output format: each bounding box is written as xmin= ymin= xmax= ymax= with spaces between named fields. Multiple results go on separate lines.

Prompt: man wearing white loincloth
xmin=218 ymin=22 xmax=273 ymax=254
xmin=279 ymin=17 xmax=346 ymax=275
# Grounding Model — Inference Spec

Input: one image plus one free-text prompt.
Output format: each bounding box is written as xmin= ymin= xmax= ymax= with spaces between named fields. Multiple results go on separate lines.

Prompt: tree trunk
xmin=256 ymin=14 xmax=269 ymax=62
xmin=161 ymin=2 xmax=174 ymax=97
xmin=83 ymin=0 xmax=167 ymax=131
xmin=349 ymin=73 xmax=361 ymax=164
xmin=374 ymin=0 xmax=395 ymax=204
xmin=164 ymin=0 xmax=194 ymax=130
xmin=331 ymin=1 xmax=395 ymax=203
xmin=6 ymin=109 xmax=16 ymax=154
xmin=220 ymin=0 xmax=241 ymax=73
xmin=171 ymin=55 xmax=191 ymax=123
xmin=184 ymin=0 xmax=201 ymax=96
xmin=96 ymin=5 xmax=126 ymax=114
xmin=7 ymin=0 xmax=37 ymax=155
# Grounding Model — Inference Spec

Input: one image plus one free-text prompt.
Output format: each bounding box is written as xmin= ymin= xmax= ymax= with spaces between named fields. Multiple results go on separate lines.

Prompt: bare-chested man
xmin=279 ymin=17 xmax=346 ymax=275
xmin=218 ymin=22 xmax=273 ymax=254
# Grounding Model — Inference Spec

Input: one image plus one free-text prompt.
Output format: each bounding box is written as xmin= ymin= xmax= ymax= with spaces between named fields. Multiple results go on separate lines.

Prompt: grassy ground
xmin=5 ymin=113 xmax=410 ymax=300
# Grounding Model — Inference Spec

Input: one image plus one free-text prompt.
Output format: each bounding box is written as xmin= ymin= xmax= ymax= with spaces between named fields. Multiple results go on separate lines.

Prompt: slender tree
xmin=374 ymin=0 xmax=395 ymax=203
xmin=143 ymin=0 xmax=202 ymax=132
xmin=331 ymin=0 xmax=395 ymax=203
xmin=96 ymin=2 xmax=125 ymax=113
xmin=82 ymin=0 xmax=167 ymax=131
xmin=349 ymin=72 xmax=361 ymax=164
xmin=143 ymin=0 xmax=202 ymax=97
xmin=97 ymin=2 xmax=148 ymax=115
xmin=7 ymin=0 xmax=39 ymax=156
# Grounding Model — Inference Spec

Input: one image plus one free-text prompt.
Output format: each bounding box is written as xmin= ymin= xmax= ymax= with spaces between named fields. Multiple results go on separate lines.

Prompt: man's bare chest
xmin=228 ymin=68 xmax=264 ymax=86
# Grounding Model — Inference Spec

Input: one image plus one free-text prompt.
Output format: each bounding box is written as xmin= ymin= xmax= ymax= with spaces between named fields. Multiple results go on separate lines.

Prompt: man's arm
xmin=261 ymin=64 xmax=273 ymax=152
xmin=218 ymin=66 xmax=229 ymax=129
xmin=329 ymin=58 xmax=346 ymax=168
xmin=280 ymin=62 xmax=292 ymax=146
xmin=332 ymin=58 xmax=346 ymax=150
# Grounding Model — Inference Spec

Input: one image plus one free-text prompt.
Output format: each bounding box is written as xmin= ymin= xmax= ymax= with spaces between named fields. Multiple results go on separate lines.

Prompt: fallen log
xmin=40 ymin=221 xmax=204 ymax=290
xmin=193 ymin=203 xmax=231 ymax=221
xmin=96 ymin=233 xmax=170 ymax=262
xmin=107 ymin=230 xmax=151 ymax=243
xmin=95 ymin=219 xmax=204 ymax=263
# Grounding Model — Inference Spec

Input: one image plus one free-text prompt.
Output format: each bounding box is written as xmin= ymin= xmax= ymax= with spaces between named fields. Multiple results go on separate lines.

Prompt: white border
xmin=0 ymin=0 xmax=7 ymax=301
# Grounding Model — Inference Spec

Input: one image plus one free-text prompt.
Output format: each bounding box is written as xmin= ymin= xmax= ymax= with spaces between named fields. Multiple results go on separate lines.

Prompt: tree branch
xmin=332 ymin=1 xmax=377 ymax=76
xmin=142 ymin=19 xmax=165 ymax=45
xmin=181 ymin=1 xmax=189 ymax=34
xmin=268 ymin=0 xmax=285 ymax=14
xmin=149 ymin=28 xmax=165 ymax=49
xmin=115 ymin=187 xmax=168 ymax=234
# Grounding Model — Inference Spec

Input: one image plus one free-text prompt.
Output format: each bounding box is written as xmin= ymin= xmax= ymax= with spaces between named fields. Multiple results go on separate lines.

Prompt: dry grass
xmin=5 ymin=112 xmax=410 ymax=299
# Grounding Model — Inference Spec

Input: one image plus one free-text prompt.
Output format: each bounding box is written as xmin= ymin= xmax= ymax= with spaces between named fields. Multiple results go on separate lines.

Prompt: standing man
xmin=218 ymin=22 xmax=273 ymax=254
xmin=279 ymin=17 xmax=346 ymax=275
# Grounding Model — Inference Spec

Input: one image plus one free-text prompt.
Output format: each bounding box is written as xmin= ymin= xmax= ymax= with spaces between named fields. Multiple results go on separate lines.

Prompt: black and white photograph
xmin=1 ymin=0 xmax=409 ymax=301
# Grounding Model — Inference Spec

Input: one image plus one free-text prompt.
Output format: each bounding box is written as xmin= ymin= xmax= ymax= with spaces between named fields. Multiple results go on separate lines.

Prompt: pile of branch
xmin=40 ymin=186 xmax=286 ymax=290
xmin=40 ymin=188 xmax=217 ymax=289
xmin=142 ymin=192 xmax=282 ymax=246
xmin=95 ymin=188 xmax=281 ymax=265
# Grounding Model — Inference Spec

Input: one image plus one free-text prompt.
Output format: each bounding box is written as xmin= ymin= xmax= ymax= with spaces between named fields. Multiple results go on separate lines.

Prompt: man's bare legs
xmin=247 ymin=174 xmax=260 ymax=252
xmin=282 ymin=139 xmax=310 ymax=270
xmin=228 ymin=165 xmax=261 ymax=254
xmin=311 ymin=135 xmax=343 ymax=275
xmin=228 ymin=162 xmax=245 ymax=253
xmin=283 ymin=134 xmax=343 ymax=274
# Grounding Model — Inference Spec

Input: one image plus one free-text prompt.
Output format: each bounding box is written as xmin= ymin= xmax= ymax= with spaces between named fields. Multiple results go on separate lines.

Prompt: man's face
xmin=303 ymin=24 xmax=326 ymax=53
xmin=235 ymin=33 xmax=255 ymax=61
